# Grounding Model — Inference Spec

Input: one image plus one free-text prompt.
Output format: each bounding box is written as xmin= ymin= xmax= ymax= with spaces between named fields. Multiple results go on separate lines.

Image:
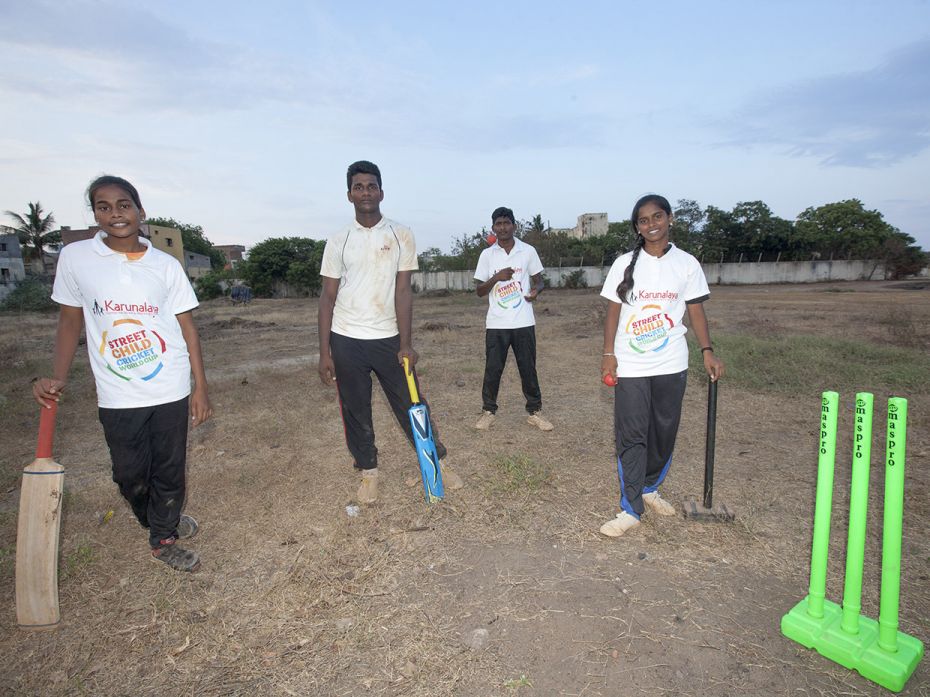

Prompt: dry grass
xmin=0 ymin=282 xmax=928 ymax=696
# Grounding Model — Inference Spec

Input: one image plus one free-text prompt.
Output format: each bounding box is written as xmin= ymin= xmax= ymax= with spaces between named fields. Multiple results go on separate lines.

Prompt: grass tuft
xmin=489 ymin=454 xmax=553 ymax=493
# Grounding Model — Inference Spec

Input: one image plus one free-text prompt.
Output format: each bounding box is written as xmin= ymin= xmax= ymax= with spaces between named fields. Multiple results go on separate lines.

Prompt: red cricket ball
xmin=486 ymin=234 xmax=497 ymax=245
xmin=603 ymin=374 xmax=617 ymax=387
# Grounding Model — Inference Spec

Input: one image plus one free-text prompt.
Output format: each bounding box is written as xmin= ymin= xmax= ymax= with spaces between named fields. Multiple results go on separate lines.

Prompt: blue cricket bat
xmin=403 ymin=358 xmax=444 ymax=503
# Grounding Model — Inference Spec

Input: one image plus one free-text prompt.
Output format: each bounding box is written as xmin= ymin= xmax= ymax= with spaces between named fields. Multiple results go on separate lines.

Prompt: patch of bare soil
xmin=0 ymin=282 xmax=927 ymax=696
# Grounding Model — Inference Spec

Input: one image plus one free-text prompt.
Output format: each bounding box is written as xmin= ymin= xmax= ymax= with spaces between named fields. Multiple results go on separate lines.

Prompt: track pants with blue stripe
xmin=613 ymin=370 xmax=687 ymax=519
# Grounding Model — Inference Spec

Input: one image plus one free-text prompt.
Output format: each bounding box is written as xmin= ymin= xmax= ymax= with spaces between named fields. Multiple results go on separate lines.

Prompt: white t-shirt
xmin=600 ymin=244 xmax=709 ymax=378
xmin=52 ymin=232 xmax=199 ymax=408
xmin=474 ymin=238 xmax=544 ymax=329
xmin=319 ymin=217 xmax=418 ymax=340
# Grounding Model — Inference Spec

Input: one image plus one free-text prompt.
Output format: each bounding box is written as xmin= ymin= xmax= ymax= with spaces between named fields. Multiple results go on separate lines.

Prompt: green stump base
xmin=816 ymin=612 xmax=879 ymax=670
xmin=784 ymin=597 xmax=925 ymax=692
xmin=857 ymin=627 xmax=924 ymax=693
xmin=781 ymin=596 xmax=842 ymax=648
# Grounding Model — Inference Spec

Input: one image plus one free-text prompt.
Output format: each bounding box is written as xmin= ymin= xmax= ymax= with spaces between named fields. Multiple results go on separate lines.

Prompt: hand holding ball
xmin=603 ymin=374 xmax=617 ymax=387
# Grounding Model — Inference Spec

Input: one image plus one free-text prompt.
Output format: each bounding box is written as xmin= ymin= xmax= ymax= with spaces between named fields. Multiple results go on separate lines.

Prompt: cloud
xmin=722 ymin=39 xmax=930 ymax=167
xmin=0 ymin=1 xmax=423 ymax=115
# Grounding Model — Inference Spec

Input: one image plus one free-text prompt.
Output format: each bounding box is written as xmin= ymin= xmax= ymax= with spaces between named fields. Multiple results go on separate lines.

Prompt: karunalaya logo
xmin=92 ymin=299 xmax=159 ymax=317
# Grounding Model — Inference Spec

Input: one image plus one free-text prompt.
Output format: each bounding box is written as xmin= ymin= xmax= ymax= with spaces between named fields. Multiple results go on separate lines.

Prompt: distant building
xmin=0 ymin=230 xmax=27 ymax=302
xmin=215 ymin=244 xmax=245 ymax=269
xmin=551 ymin=213 xmax=609 ymax=240
xmin=59 ymin=225 xmax=96 ymax=246
xmin=185 ymin=251 xmax=212 ymax=281
xmin=142 ymin=224 xmax=185 ymax=266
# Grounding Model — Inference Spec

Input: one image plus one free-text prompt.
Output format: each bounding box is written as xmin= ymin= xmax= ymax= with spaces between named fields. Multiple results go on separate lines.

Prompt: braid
xmin=616 ymin=235 xmax=644 ymax=303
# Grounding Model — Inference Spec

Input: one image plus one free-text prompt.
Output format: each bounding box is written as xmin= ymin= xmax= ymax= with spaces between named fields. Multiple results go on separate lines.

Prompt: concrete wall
xmin=701 ymin=259 xmax=884 ymax=285
xmin=412 ymin=259 xmax=892 ymax=292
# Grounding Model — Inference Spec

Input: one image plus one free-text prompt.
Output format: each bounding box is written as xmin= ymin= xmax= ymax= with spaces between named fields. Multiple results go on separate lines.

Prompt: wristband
xmin=701 ymin=346 xmax=714 ymax=354
xmin=602 ymin=353 xmax=615 ymax=356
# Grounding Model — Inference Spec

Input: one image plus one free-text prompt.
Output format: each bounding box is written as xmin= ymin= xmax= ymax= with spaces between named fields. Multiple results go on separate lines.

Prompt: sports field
xmin=1 ymin=281 xmax=928 ymax=696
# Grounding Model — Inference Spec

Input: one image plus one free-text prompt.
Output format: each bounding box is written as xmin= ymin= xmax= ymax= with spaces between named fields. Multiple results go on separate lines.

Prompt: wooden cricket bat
xmin=16 ymin=402 xmax=65 ymax=629
xmin=403 ymin=358 xmax=444 ymax=503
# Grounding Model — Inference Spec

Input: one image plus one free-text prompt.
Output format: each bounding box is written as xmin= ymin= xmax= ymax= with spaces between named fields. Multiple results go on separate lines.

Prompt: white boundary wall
xmin=412 ymin=259 xmax=901 ymax=291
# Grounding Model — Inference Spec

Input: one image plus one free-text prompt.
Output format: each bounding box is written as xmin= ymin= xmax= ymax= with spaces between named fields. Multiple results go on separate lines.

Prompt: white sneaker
xmin=475 ymin=411 xmax=496 ymax=430
xmin=643 ymin=491 xmax=677 ymax=516
xmin=526 ymin=412 xmax=554 ymax=431
xmin=357 ymin=469 xmax=378 ymax=503
xmin=599 ymin=511 xmax=641 ymax=537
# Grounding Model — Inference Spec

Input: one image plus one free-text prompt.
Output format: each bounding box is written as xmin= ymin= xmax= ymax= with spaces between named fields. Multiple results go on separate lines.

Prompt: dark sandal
xmin=177 ymin=514 xmax=199 ymax=540
xmin=152 ymin=542 xmax=201 ymax=572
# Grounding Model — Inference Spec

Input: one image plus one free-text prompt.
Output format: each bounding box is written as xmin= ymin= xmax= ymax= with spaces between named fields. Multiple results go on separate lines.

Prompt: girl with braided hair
xmin=598 ymin=194 xmax=724 ymax=537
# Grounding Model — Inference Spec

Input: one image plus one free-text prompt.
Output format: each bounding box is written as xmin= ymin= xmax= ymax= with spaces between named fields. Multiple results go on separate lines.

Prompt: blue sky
xmin=2 ymin=1 xmax=929 ymax=254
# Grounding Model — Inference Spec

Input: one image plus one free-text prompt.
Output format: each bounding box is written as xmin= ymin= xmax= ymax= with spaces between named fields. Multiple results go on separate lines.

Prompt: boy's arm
xmin=33 ymin=305 xmax=84 ymax=408
xmin=177 ymin=311 xmax=213 ymax=426
xmin=317 ymin=276 xmax=340 ymax=385
xmin=395 ymin=270 xmax=418 ymax=367
xmin=524 ymin=272 xmax=544 ymax=301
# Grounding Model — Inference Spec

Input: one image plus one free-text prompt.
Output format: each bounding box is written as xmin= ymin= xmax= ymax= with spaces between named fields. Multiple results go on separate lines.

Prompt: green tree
xmin=730 ymin=201 xmax=793 ymax=261
xmin=604 ymin=221 xmax=636 ymax=264
xmin=877 ymin=234 xmax=928 ymax=279
xmin=145 ymin=216 xmax=226 ymax=269
xmin=699 ymin=206 xmax=735 ymax=262
xmin=240 ymin=237 xmax=326 ymax=297
xmin=795 ymin=199 xmax=900 ymax=260
xmin=417 ymin=247 xmax=443 ymax=272
xmin=4 ymin=202 xmax=60 ymax=264
xmin=671 ymin=199 xmax=705 ymax=256
xmin=528 ymin=214 xmax=546 ymax=236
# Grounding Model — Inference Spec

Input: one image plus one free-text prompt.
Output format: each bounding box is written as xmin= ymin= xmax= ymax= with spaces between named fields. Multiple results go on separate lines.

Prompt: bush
xmin=560 ymin=269 xmax=588 ymax=289
xmin=194 ymin=270 xmax=229 ymax=301
xmin=0 ymin=278 xmax=56 ymax=312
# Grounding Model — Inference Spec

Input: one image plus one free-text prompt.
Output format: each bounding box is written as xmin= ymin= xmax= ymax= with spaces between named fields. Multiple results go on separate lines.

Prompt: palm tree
xmin=4 ymin=202 xmax=60 ymax=264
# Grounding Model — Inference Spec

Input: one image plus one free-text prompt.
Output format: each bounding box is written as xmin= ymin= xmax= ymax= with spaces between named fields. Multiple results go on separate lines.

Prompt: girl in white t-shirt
xmin=32 ymin=175 xmax=212 ymax=571
xmin=598 ymin=194 xmax=724 ymax=537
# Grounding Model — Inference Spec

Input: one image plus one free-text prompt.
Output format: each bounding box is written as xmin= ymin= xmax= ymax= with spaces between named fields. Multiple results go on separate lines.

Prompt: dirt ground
xmin=1 ymin=281 xmax=928 ymax=696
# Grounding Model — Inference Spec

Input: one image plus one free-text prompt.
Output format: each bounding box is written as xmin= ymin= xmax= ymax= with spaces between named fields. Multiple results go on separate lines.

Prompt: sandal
xmin=177 ymin=514 xmax=199 ymax=539
xmin=151 ymin=539 xmax=201 ymax=572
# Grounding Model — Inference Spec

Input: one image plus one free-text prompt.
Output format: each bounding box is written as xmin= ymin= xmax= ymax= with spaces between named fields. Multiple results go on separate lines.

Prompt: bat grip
xmin=36 ymin=402 xmax=58 ymax=459
xmin=403 ymin=357 xmax=421 ymax=403
xmin=703 ymin=378 xmax=717 ymax=509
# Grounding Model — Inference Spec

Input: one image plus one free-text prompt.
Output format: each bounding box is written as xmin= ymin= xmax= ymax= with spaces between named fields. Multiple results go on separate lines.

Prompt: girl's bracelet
xmin=602 ymin=353 xmax=615 ymax=356
xmin=701 ymin=346 xmax=714 ymax=354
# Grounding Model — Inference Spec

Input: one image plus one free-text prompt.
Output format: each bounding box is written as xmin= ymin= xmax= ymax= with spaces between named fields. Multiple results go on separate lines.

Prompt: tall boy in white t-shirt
xmin=317 ymin=160 xmax=463 ymax=504
xmin=473 ymin=207 xmax=553 ymax=432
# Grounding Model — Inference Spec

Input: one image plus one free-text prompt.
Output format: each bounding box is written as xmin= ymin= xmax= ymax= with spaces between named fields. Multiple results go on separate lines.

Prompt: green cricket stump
xmin=782 ymin=394 xmax=924 ymax=692
xmin=816 ymin=393 xmax=878 ymax=667
xmin=781 ymin=392 xmax=840 ymax=647
xmin=854 ymin=398 xmax=923 ymax=691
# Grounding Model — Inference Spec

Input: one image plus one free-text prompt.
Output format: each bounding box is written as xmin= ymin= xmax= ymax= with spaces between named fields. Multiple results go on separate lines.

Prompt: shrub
xmin=194 ymin=270 xmax=228 ymax=301
xmin=0 ymin=278 xmax=56 ymax=312
xmin=560 ymin=269 xmax=588 ymax=289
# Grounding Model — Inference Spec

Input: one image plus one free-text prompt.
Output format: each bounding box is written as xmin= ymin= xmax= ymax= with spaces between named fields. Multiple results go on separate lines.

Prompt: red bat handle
xmin=35 ymin=402 xmax=58 ymax=459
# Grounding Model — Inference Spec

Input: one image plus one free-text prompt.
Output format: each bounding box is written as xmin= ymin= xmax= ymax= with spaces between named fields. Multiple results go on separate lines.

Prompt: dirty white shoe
xmin=526 ymin=412 xmax=554 ymax=431
xmin=599 ymin=511 xmax=641 ymax=537
xmin=643 ymin=491 xmax=677 ymax=516
xmin=357 ymin=469 xmax=378 ymax=504
xmin=475 ymin=410 xmax=496 ymax=430
xmin=441 ymin=461 xmax=464 ymax=490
